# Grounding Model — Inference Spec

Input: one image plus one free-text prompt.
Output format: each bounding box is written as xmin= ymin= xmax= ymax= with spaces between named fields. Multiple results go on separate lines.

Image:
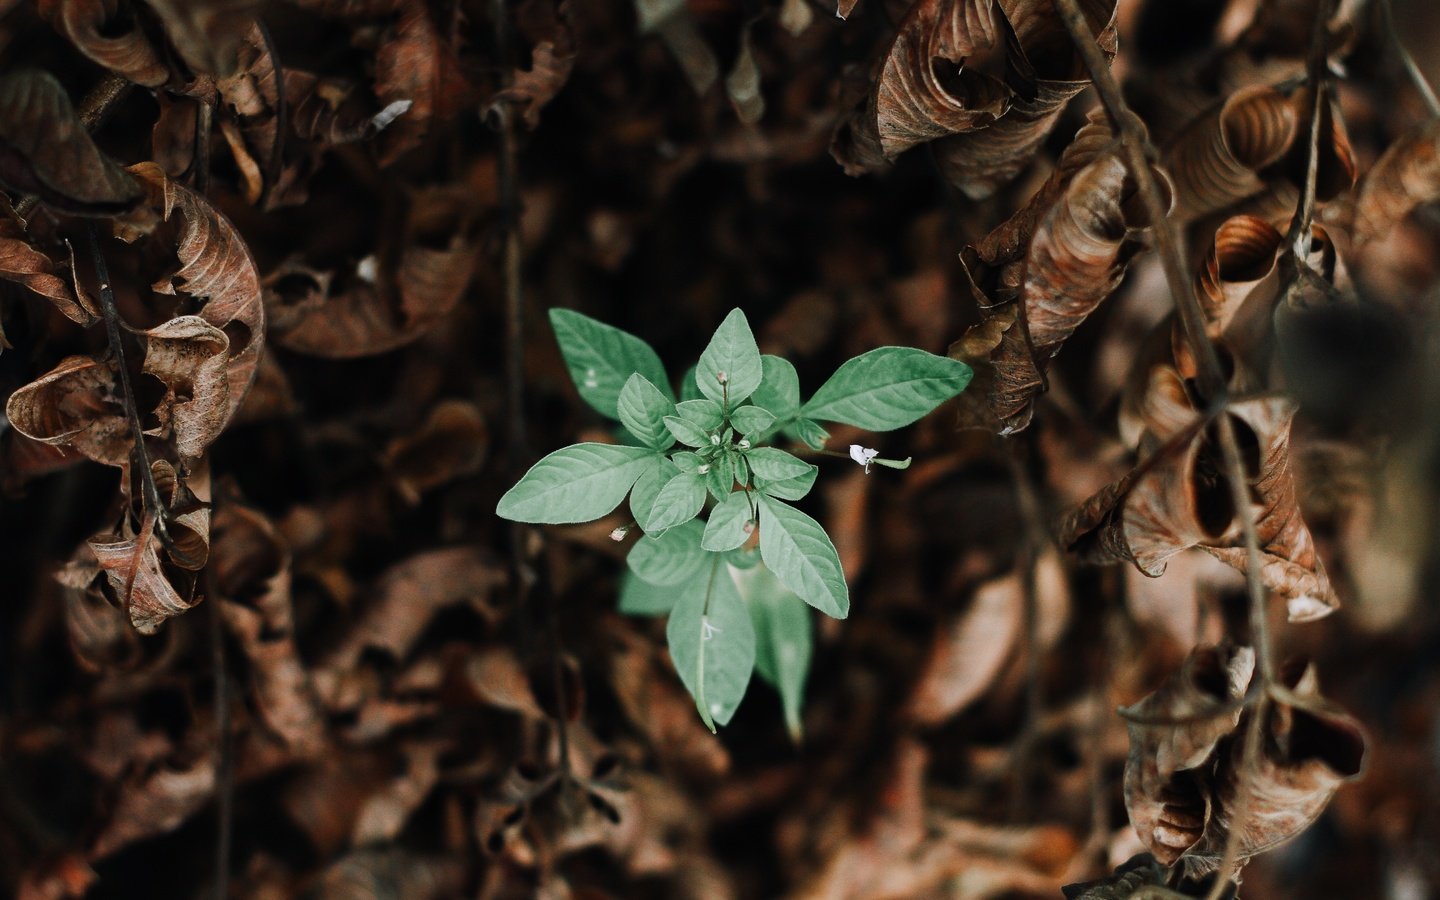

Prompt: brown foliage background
xmin=1 ymin=0 xmax=1439 ymax=897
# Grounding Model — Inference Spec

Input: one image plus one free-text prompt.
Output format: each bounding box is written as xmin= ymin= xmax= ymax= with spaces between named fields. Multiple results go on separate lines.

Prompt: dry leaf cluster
xmin=0 ymin=0 xmax=1438 ymax=897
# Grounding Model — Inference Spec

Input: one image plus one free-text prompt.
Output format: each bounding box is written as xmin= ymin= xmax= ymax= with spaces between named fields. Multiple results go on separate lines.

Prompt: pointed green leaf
xmin=663 ymin=415 xmax=711 ymax=448
xmin=757 ymin=495 xmax=848 ymax=619
xmin=697 ymin=309 xmax=763 ymax=408
xmin=619 ymin=568 xmax=682 ymax=616
xmin=706 ymin=451 xmax=736 ymax=502
xmin=549 ymin=308 xmax=671 ymax=418
xmin=628 ymin=518 xmax=706 ymax=585
xmin=647 ymin=471 xmax=707 ymax=532
xmin=737 ymin=564 xmax=812 ymax=741
xmin=618 ymin=373 xmax=676 ymax=450
xmin=730 ymin=405 xmax=777 ymax=436
xmin=802 ymin=347 xmax=973 ymax=431
xmin=667 ymin=560 xmax=755 ymax=730
xmin=675 ymin=398 xmax=724 ymax=430
xmin=703 ymin=490 xmax=754 ymax=551
xmin=754 ymin=467 xmax=817 ymax=501
xmin=745 ymin=447 xmax=814 ymax=482
xmin=790 ymin=418 xmax=830 ymax=450
xmin=497 ymin=443 xmax=657 ymax=524
xmin=750 ymin=355 xmax=801 ymax=422
xmin=630 ymin=455 xmax=678 ymax=531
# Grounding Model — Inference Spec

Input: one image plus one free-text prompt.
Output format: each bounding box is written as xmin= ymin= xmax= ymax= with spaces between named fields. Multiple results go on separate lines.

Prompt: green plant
xmin=497 ymin=308 xmax=972 ymax=734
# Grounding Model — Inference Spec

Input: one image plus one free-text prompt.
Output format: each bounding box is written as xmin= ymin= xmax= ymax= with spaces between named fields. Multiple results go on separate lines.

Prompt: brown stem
xmin=1286 ymin=0 xmax=1337 ymax=261
xmin=255 ymin=19 xmax=288 ymax=207
xmin=1381 ymin=0 xmax=1440 ymax=119
xmin=1050 ymin=0 xmax=1279 ymax=890
xmin=206 ymin=571 xmax=233 ymax=900
xmin=1006 ymin=442 xmax=1045 ymax=822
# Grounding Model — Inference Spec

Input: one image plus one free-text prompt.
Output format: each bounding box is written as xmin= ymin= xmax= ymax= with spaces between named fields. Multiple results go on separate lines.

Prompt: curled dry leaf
xmin=1188 ymin=664 xmax=1365 ymax=873
xmin=89 ymin=461 xmax=210 ymax=634
xmin=487 ymin=32 xmax=576 ymax=130
xmin=383 ymin=398 xmax=488 ymax=503
xmin=1063 ymin=359 xmax=1337 ymax=621
xmin=831 ymin=0 xmax=1010 ymax=174
xmin=906 ymin=550 xmax=1069 ymax=725
xmin=37 ymin=0 xmax=169 ymax=87
xmin=955 ymin=145 xmax=1162 ymax=433
xmin=140 ymin=316 xmax=231 ymax=459
xmin=211 ymin=504 xmax=325 ymax=754
xmin=58 ymin=547 xmax=143 ymax=671
xmin=0 ymin=222 xmax=93 ymax=324
xmin=351 ymin=741 xmax=445 ymax=845
xmin=87 ymin=755 xmax=216 ymax=861
xmin=1163 ymin=84 xmax=1297 ymax=222
xmin=934 ymin=0 xmax=1118 ymax=199
xmin=373 ymin=0 xmax=472 ymax=165
xmin=144 ymin=0 xmax=261 ymax=78
xmin=0 ymin=69 xmax=142 ymax=215
xmin=1327 ymin=118 xmax=1440 ymax=248
xmin=1121 ymin=645 xmax=1254 ymax=865
xmin=5 ymin=354 xmax=131 ymax=467
xmin=269 ymin=188 xmax=477 ymax=358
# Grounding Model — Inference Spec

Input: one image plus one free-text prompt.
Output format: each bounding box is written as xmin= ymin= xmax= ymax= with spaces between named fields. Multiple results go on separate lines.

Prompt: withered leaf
xmin=87 ymin=755 xmax=216 ymax=861
xmin=1163 ymin=84 xmax=1297 ymax=222
xmin=0 ymin=223 xmax=93 ymax=324
xmin=38 ymin=0 xmax=169 ymax=88
xmin=140 ymin=316 xmax=231 ymax=459
xmin=1328 ymin=118 xmax=1440 ymax=248
xmin=383 ymin=398 xmax=488 ymax=502
xmin=487 ymin=35 xmax=576 ymax=130
xmin=144 ymin=0 xmax=261 ymax=78
xmin=934 ymin=0 xmax=1118 ymax=199
xmin=832 ymin=0 xmax=1011 ymax=173
xmin=373 ymin=0 xmax=472 ymax=165
xmin=0 ymin=69 xmax=142 ymax=215
xmin=5 ymin=354 xmax=131 ymax=467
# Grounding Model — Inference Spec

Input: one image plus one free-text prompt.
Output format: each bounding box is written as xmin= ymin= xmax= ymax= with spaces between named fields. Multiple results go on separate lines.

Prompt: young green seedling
xmin=497 ymin=307 xmax=972 ymax=735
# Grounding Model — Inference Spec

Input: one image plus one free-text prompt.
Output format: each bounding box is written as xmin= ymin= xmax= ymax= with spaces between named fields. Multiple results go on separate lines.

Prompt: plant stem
xmin=1381 ymin=0 xmax=1440 ymax=119
xmin=255 ymin=19 xmax=289 ymax=207
xmin=207 ymin=573 xmax=233 ymax=900
xmin=1286 ymin=0 xmax=1336 ymax=261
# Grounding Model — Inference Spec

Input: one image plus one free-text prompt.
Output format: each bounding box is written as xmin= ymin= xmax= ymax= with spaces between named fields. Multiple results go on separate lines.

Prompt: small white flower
xmin=697 ymin=463 xmax=711 ymax=474
xmin=710 ymin=434 xmax=722 ymax=445
xmin=737 ymin=438 xmax=751 ymax=450
xmin=849 ymin=444 xmax=879 ymax=474
xmin=608 ymin=526 xmax=630 ymax=542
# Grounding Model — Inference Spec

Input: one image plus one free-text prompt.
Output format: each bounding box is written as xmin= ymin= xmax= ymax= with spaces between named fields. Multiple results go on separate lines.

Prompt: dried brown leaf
xmin=934 ymin=0 xmax=1118 ymax=198
xmin=383 ymin=398 xmax=488 ymax=502
xmin=5 ymin=354 xmax=131 ymax=467
xmin=38 ymin=0 xmax=169 ymax=87
xmin=831 ymin=0 xmax=1011 ymax=173
xmin=1328 ymin=118 xmax=1440 ymax=248
xmin=488 ymin=35 xmax=576 ymax=130
xmin=87 ymin=755 xmax=216 ymax=861
xmin=1163 ymin=84 xmax=1297 ymax=222
xmin=212 ymin=504 xmax=325 ymax=754
xmin=0 ymin=224 xmax=93 ymax=324
xmin=140 ymin=316 xmax=231 ymax=459
xmin=145 ymin=0 xmax=261 ymax=77
xmin=0 ymin=69 xmax=142 ymax=215
xmin=373 ymin=0 xmax=472 ymax=165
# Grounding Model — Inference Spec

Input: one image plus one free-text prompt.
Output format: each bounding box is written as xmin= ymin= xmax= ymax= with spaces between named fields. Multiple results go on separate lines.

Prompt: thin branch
xmin=1285 ymin=0 xmax=1337 ymax=260
xmin=206 ymin=575 xmax=234 ymax=900
xmin=1050 ymin=0 xmax=1280 ymax=891
xmin=195 ymin=93 xmax=214 ymax=197
xmin=1005 ymin=441 xmax=1045 ymax=822
xmin=85 ymin=222 xmax=199 ymax=568
xmin=255 ymin=19 xmax=289 ymax=207
xmin=1381 ymin=0 xmax=1440 ymax=119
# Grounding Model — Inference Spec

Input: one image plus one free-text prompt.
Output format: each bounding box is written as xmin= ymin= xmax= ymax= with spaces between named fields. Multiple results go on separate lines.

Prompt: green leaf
xmin=619 ymin=568 xmax=682 ymax=616
xmin=617 ymin=373 xmax=676 ymax=450
xmin=706 ymin=451 xmax=737 ymax=502
xmin=549 ymin=308 xmax=672 ymax=418
xmin=725 ymin=545 xmax=761 ymax=569
xmin=497 ymin=443 xmax=657 ymax=524
xmin=630 ymin=455 xmax=678 ymax=531
xmin=675 ymin=398 xmax=725 ymax=430
xmin=647 ymin=471 xmax=707 ymax=532
xmin=628 ymin=519 xmax=707 ymax=585
xmin=750 ymin=355 xmax=801 ymax=422
xmin=736 ymin=564 xmax=812 ymax=741
xmin=679 ymin=365 xmax=703 ymax=402
xmin=790 ymin=418 xmax=830 ymax=450
xmin=730 ymin=405 xmax=777 ymax=436
xmin=667 ymin=559 xmax=755 ymax=730
xmin=697 ymin=309 xmax=763 ymax=408
xmin=670 ymin=451 xmax=703 ymax=473
xmin=802 ymin=347 xmax=973 ymax=431
xmin=703 ymin=490 xmax=754 ymax=551
xmin=754 ymin=467 xmax=817 ymax=501
xmin=745 ymin=447 xmax=814 ymax=482
xmin=757 ymin=495 xmax=849 ymax=619
xmin=663 ymin=416 xmax=711 ymax=448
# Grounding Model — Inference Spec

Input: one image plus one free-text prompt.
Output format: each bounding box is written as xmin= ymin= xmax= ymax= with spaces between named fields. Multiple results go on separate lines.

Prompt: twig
xmin=195 ymin=93 xmax=214 ymax=197
xmin=1050 ymin=0 xmax=1280 ymax=891
xmin=14 ymin=74 xmax=133 ymax=221
xmin=85 ymin=223 xmax=198 ymax=567
xmin=206 ymin=573 xmax=233 ymax=900
xmin=1005 ymin=441 xmax=1046 ymax=822
xmin=255 ymin=19 xmax=289 ymax=207
xmin=1381 ymin=0 xmax=1440 ymax=119
xmin=491 ymin=0 xmax=572 ymax=789
xmin=1285 ymin=0 xmax=1336 ymax=260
